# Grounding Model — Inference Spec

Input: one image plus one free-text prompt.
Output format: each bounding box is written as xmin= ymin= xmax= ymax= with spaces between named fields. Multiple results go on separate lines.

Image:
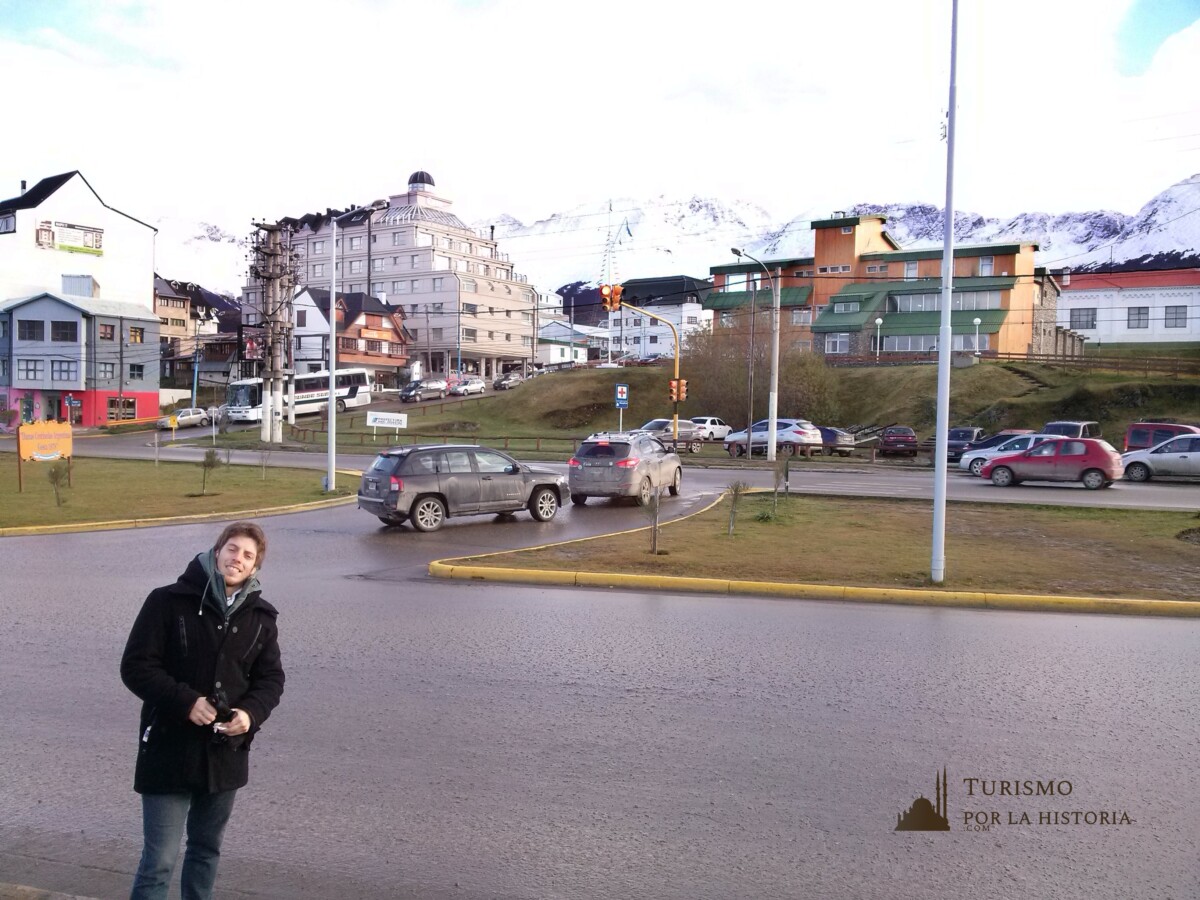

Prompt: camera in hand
xmin=207 ymin=691 xmax=234 ymax=724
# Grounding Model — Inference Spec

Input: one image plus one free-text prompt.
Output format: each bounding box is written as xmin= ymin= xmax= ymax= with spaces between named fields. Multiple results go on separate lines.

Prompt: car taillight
xmin=568 ymin=457 xmax=581 ymax=467
xmin=616 ymin=457 xmax=640 ymax=468
xmin=389 ymin=476 xmax=402 ymax=492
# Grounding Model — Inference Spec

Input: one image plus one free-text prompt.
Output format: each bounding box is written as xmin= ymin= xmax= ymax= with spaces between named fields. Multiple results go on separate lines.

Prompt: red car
xmin=979 ymin=438 xmax=1124 ymax=490
xmin=878 ymin=425 xmax=919 ymax=457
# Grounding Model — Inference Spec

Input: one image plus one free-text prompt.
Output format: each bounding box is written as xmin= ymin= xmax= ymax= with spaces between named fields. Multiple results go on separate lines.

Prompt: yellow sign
xmin=360 ymin=328 xmax=391 ymax=341
xmin=169 ymin=415 xmax=178 ymax=429
xmin=18 ymin=421 xmax=73 ymax=461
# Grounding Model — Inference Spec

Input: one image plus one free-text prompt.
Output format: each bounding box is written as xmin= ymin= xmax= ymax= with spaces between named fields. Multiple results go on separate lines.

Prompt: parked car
xmin=569 ymin=432 xmax=683 ymax=506
xmin=449 ymin=377 xmax=486 ymax=396
xmin=959 ymin=429 xmax=1034 ymax=454
xmin=493 ymin=372 xmax=523 ymax=390
xmin=959 ymin=433 xmax=1056 ymax=476
xmin=946 ymin=426 xmax=987 ymax=461
xmin=357 ymin=444 xmax=567 ymax=531
xmin=1123 ymin=421 xmax=1200 ymax=453
xmin=816 ymin=426 xmax=855 ymax=457
xmin=634 ymin=417 xmax=705 ymax=453
xmin=1041 ymin=420 xmax=1103 ymax=439
xmin=157 ymin=407 xmax=210 ymax=430
xmin=399 ymin=379 xmax=448 ymax=402
xmin=1122 ymin=435 xmax=1200 ymax=482
xmin=690 ymin=416 xmax=732 ymax=441
xmin=877 ymin=425 xmax=919 ymax=457
xmin=724 ymin=418 xmax=823 ymax=457
xmin=980 ymin=437 xmax=1123 ymax=490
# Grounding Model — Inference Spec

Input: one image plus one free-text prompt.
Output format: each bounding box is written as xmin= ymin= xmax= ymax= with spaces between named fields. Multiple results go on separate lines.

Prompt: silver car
xmin=157 ymin=407 xmax=210 ymax=430
xmin=1122 ymin=435 xmax=1200 ymax=482
xmin=449 ymin=377 xmax=486 ymax=396
xmin=568 ymin=432 xmax=683 ymax=506
xmin=634 ymin=418 xmax=705 ymax=453
xmin=357 ymin=444 xmax=567 ymax=531
xmin=959 ymin=433 xmax=1056 ymax=476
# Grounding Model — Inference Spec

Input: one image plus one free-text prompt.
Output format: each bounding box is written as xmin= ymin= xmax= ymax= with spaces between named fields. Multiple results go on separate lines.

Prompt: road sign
xmin=615 ymin=383 xmax=629 ymax=410
xmin=366 ymin=411 xmax=409 ymax=429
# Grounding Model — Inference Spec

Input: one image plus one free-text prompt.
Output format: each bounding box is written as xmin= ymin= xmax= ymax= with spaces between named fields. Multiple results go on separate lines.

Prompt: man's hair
xmin=213 ymin=521 xmax=267 ymax=569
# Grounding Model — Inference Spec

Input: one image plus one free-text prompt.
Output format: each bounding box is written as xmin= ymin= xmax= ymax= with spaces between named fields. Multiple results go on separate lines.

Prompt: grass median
xmin=1 ymin=457 xmax=350 ymax=529
xmin=448 ymin=492 xmax=1200 ymax=603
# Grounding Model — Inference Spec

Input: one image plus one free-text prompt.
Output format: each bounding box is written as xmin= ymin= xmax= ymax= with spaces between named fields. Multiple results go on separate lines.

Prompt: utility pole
xmin=249 ymin=221 xmax=297 ymax=445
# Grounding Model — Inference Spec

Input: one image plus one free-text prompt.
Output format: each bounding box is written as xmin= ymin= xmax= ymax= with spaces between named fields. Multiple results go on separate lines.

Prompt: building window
xmin=817 ymin=266 xmax=829 ymax=274
xmin=393 ymin=281 xmax=407 ymax=293
xmin=461 ymin=277 xmax=477 ymax=293
xmin=1127 ymin=307 xmax=1149 ymax=329
xmin=1165 ymin=305 xmax=1188 ymax=328
xmin=350 ymin=260 xmax=364 ymax=274
xmin=649 ymin=335 xmax=659 ymax=344
xmin=349 ymin=236 xmax=362 ymax=251
xmin=392 ymin=232 xmax=406 ymax=247
xmin=685 ymin=316 xmax=698 ymax=325
xmin=99 ymin=362 xmax=115 ymax=379
xmin=1070 ymin=308 xmax=1097 ymax=330
xmin=463 ymin=303 xmax=478 ymax=315
xmin=505 ymin=333 xmax=512 ymax=342
xmin=366 ymin=340 xmax=382 ymax=352
xmin=432 ymin=327 xmax=443 ymax=341
xmin=99 ymin=323 xmax=115 ymax=341
xmin=129 ymin=364 xmax=145 ymax=379
xmin=17 ymin=320 xmax=44 ymax=341
xmin=17 ymin=359 xmax=44 ymax=379
xmin=52 ymin=360 xmax=78 ymax=380
xmin=904 ymin=261 xmax=919 ymax=281
xmin=824 ymin=333 xmax=850 ymax=354
xmin=978 ymin=256 xmax=994 ymax=276
xmin=409 ymin=328 xmax=418 ymax=341
xmin=833 ymin=301 xmax=861 ymax=314
xmin=411 ymin=280 xmax=423 ymax=292
xmin=107 ymin=397 xmax=136 ymax=420
xmin=791 ymin=339 xmax=813 ymax=352
xmin=51 ymin=320 xmax=78 ymax=342
xmin=170 ymin=318 xmax=186 ymax=328
xmin=312 ymin=264 xmax=325 ymax=278
xmin=338 ymin=337 xmax=357 ymax=351
xmin=463 ymin=328 xmax=477 ymax=341
xmin=313 ymin=240 xmax=325 ymax=254
xmin=296 ymin=310 xmax=307 ymax=328
xmin=432 ymin=302 xmax=444 ymax=312
xmin=791 ymin=307 xmax=813 ymax=325
xmin=411 ymin=254 xmax=420 ymax=269
xmin=432 ymin=277 xmax=444 ymax=291
xmin=129 ymin=327 xmax=145 ymax=343
xmin=372 ymin=258 xmax=384 ymax=272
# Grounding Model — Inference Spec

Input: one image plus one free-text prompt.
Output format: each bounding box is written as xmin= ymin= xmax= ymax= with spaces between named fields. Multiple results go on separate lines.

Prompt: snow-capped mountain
xmin=157 ymin=175 xmax=1200 ymax=298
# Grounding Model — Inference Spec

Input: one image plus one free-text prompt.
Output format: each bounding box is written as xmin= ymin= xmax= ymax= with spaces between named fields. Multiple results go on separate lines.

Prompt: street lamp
xmin=973 ymin=316 xmax=982 ymax=357
xmin=327 ymin=199 xmax=386 ymax=492
xmin=875 ymin=317 xmax=884 ymax=363
xmin=732 ymin=248 xmax=780 ymax=462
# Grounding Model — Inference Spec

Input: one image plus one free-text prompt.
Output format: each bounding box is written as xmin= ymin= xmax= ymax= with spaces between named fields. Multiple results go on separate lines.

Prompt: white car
xmin=157 ymin=407 xmax=210 ymax=430
xmin=959 ymin=433 xmax=1056 ymax=476
xmin=724 ymin=418 xmax=823 ymax=457
xmin=690 ymin=416 xmax=732 ymax=441
xmin=1122 ymin=435 xmax=1200 ymax=482
xmin=449 ymin=377 xmax=486 ymax=396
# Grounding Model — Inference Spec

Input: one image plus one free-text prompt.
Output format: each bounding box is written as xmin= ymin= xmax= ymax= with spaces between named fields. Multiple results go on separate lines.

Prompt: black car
xmin=946 ymin=426 xmax=987 ymax=461
xmin=959 ymin=429 xmax=1034 ymax=454
xmin=357 ymin=444 xmax=567 ymax=531
xmin=399 ymin=379 xmax=448 ymax=402
xmin=493 ymin=372 xmax=523 ymax=390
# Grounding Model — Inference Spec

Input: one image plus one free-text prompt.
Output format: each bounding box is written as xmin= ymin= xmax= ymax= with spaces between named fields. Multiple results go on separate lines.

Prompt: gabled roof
xmin=0 ymin=291 xmax=158 ymax=322
xmin=154 ymin=274 xmax=189 ymax=301
xmin=302 ymin=287 xmax=394 ymax=327
xmin=859 ymin=243 xmax=1036 ymax=262
xmin=169 ymin=280 xmax=240 ymax=316
xmin=703 ymin=286 xmax=812 ymax=310
xmin=0 ymin=171 xmax=156 ymax=232
xmin=710 ymin=256 xmax=815 ymax=275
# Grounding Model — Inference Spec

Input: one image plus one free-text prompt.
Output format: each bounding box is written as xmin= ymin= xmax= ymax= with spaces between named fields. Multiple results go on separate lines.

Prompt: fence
xmin=825 ymin=350 xmax=1200 ymax=377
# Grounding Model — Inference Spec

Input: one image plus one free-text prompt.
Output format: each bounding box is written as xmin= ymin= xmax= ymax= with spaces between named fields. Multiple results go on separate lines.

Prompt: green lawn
xmin=1 ymin=457 xmax=349 ymax=529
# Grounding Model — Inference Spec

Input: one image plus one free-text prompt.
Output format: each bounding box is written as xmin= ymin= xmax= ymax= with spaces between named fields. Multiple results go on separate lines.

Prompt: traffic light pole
xmin=615 ymin=300 xmax=683 ymax=441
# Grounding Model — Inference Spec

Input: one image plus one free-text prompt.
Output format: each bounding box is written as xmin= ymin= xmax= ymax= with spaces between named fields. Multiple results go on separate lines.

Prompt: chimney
xmin=20 ymin=180 xmax=27 ymax=194
xmin=490 ymin=225 xmax=495 ymax=241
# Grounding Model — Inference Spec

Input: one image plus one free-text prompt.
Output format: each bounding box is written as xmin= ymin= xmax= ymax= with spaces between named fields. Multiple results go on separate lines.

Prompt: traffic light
xmin=611 ymin=285 xmax=624 ymax=310
xmin=669 ymin=379 xmax=679 ymax=403
xmin=678 ymin=379 xmax=688 ymax=402
xmin=599 ymin=284 xmax=613 ymax=312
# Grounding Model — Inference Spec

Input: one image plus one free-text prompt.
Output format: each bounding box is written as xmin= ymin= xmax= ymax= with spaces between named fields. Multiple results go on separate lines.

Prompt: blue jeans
xmin=130 ymin=790 xmax=238 ymax=900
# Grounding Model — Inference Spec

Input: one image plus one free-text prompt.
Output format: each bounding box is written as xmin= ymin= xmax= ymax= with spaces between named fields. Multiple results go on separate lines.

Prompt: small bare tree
xmin=771 ymin=455 xmax=790 ymax=517
xmin=639 ymin=486 xmax=665 ymax=554
xmin=47 ymin=461 xmax=69 ymax=507
xmin=727 ymin=480 xmax=749 ymax=536
xmin=259 ymin=447 xmax=273 ymax=481
xmin=200 ymin=449 xmax=219 ymax=495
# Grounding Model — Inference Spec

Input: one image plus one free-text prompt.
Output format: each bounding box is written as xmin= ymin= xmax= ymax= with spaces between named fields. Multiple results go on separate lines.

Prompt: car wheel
xmin=439 ymin=391 xmax=446 ymax=399
xmin=730 ymin=443 xmax=745 ymax=458
xmin=1125 ymin=462 xmax=1151 ymax=483
xmin=688 ymin=440 xmax=703 ymax=454
xmin=990 ymin=466 xmax=1014 ymax=487
xmin=528 ymin=487 xmax=559 ymax=522
xmin=837 ymin=450 xmax=852 ymax=458
xmin=637 ymin=477 xmax=653 ymax=506
xmin=201 ymin=418 xmax=210 ymax=427
xmin=571 ymin=493 xmax=588 ymax=506
xmin=968 ymin=458 xmax=986 ymax=476
xmin=336 ymin=399 xmax=347 ymax=413
xmin=780 ymin=443 xmax=797 ymax=457
xmin=668 ymin=468 xmax=681 ymax=496
xmin=1081 ymin=469 xmax=1107 ymax=490
xmin=410 ymin=496 xmax=447 ymax=532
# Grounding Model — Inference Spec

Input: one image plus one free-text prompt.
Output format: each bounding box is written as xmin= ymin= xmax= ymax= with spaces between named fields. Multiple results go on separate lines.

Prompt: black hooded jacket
xmin=120 ymin=555 xmax=285 ymax=794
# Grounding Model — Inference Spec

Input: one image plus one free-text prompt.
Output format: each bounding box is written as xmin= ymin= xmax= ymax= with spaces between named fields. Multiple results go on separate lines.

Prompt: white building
xmin=606 ymin=276 xmax=714 ymax=359
xmin=1058 ymin=269 xmax=1199 ymax=350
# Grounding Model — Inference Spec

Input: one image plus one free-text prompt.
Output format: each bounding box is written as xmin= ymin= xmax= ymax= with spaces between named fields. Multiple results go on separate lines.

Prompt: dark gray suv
xmin=358 ymin=444 xmax=567 ymax=531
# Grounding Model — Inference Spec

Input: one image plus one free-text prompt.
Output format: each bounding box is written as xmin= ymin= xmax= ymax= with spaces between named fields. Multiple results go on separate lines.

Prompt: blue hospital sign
xmin=615 ymin=383 xmax=629 ymax=409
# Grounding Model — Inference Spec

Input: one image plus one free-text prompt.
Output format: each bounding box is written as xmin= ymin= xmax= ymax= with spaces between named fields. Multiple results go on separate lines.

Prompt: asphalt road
xmin=2 ymin=504 xmax=1198 ymax=900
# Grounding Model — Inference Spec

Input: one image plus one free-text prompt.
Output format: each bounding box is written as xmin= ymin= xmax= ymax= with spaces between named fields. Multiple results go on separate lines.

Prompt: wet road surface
xmin=1 ymin=505 xmax=1198 ymax=899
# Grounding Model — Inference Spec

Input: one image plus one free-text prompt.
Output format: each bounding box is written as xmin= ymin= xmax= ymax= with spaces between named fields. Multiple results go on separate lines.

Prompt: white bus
xmin=225 ymin=368 xmax=375 ymax=422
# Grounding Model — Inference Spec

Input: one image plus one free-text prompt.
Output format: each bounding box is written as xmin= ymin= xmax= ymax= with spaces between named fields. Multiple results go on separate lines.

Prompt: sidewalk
xmin=0 ymin=886 xmax=100 ymax=900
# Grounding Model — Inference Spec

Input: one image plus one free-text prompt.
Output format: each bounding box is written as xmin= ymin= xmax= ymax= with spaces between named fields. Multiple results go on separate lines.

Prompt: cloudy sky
xmin=2 ymin=0 xmax=1198 ymax=231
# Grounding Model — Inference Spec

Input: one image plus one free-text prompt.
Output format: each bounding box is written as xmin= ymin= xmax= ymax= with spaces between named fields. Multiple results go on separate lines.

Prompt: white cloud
xmin=2 ymin=0 xmax=1195 ymax=242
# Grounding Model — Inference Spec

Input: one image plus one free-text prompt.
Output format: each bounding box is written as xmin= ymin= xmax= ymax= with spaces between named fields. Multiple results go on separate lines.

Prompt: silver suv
xmin=568 ymin=432 xmax=683 ymax=506
xmin=357 ymin=444 xmax=567 ymax=531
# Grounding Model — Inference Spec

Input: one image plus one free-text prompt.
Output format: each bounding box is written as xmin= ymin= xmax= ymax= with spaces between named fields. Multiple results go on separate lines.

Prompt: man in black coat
xmin=121 ymin=521 xmax=285 ymax=900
